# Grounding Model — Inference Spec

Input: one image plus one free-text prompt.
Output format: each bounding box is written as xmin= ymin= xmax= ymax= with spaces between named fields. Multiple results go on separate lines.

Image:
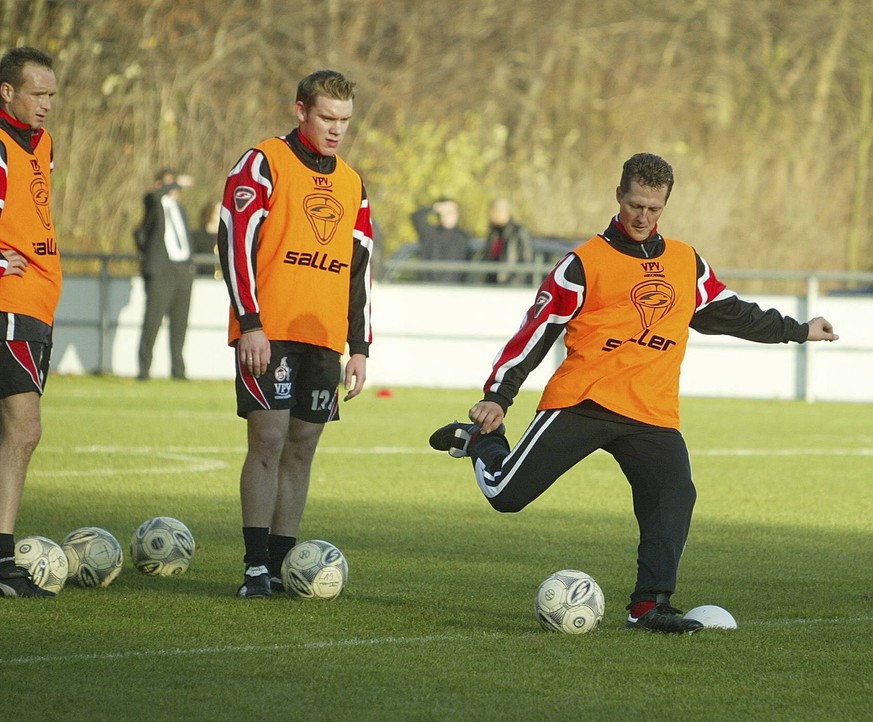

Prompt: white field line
xmin=1 ymin=633 xmax=487 ymax=666
xmin=749 ymin=616 xmax=873 ymax=626
xmin=48 ymin=407 xmax=230 ymax=420
xmin=35 ymin=448 xmax=228 ymax=477
xmin=31 ymin=445 xmax=873 ymax=478
xmin=694 ymin=448 xmax=873 ymax=457
xmin=40 ymin=445 xmax=873 ymax=457
xmin=3 ymin=617 xmax=872 ymax=666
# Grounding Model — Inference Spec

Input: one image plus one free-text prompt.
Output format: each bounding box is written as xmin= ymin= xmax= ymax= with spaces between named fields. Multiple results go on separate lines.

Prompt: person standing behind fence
xmin=412 ymin=198 xmax=470 ymax=283
xmin=482 ymin=197 xmax=534 ymax=285
xmin=0 ymin=46 xmax=60 ymax=598
xmin=135 ymin=169 xmax=194 ymax=380
xmin=190 ymin=201 xmax=221 ymax=278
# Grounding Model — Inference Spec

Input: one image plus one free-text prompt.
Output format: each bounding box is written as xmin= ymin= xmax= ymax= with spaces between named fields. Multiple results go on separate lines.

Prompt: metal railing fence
xmin=58 ymin=252 xmax=873 ymax=382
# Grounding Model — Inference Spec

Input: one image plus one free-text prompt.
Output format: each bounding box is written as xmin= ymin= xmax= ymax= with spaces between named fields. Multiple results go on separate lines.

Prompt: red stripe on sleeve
xmin=221 ymin=150 xmax=272 ymax=319
xmin=696 ymin=255 xmax=728 ymax=309
xmin=485 ymin=255 xmax=584 ymax=391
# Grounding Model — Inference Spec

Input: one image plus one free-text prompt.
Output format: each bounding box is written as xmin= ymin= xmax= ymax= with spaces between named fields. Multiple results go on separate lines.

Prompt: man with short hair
xmin=218 ymin=69 xmax=374 ymax=597
xmin=0 ymin=46 xmax=60 ymax=598
xmin=412 ymin=198 xmax=470 ymax=283
xmin=430 ymin=153 xmax=838 ymax=633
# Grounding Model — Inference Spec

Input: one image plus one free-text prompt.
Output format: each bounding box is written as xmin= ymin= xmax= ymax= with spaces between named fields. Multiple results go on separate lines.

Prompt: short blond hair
xmin=296 ymin=70 xmax=356 ymax=110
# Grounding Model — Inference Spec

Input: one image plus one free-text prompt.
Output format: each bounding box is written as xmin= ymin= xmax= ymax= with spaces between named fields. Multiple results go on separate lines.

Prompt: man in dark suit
xmin=135 ymin=168 xmax=194 ymax=380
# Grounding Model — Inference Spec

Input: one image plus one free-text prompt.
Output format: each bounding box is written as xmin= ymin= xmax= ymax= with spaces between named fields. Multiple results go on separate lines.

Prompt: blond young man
xmin=218 ymin=70 xmax=374 ymax=597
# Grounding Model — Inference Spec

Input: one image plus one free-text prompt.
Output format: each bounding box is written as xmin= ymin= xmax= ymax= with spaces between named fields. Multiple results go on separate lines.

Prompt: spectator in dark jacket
xmin=189 ymin=201 xmax=221 ymax=278
xmin=482 ymin=197 xmax=534 ymax=285
xmin=412 ymin=198 xmax=470 ymax=283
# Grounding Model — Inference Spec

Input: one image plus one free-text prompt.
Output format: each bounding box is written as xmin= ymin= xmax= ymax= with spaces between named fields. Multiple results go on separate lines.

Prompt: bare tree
xmin=0 ymin=0 xmax=867 ymax=274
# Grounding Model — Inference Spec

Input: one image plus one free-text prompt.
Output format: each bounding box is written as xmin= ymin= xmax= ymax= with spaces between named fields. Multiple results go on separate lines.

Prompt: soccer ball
xmin=130 ymin=516 xmax=195 ymax=576
xmin=62 ymin=527 xmax=123 ymax=588
xmin=684 ymin=605 xmax=738 ymax=629
xmin=15 ymin=535 xmax=69 ymax=594
xmin=281 ymin=539 xmax=348 ymax=600
xmin=535 ymin=569 xmax=605 ymax=634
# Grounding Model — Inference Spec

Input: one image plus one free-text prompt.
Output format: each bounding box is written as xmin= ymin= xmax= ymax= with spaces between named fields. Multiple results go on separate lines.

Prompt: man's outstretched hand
xmin=806 ymin=317 xmax=838 ymax=342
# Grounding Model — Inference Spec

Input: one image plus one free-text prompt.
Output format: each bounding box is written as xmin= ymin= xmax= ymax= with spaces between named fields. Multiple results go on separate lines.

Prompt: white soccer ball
xmin=62 ymin=526 xmax=123 ymax=588
xmin=130 ymin=516 xmax=196 ymax=576
xmin=683 ymin=604 xmax=738 ymax=629
xmin=281 ymin=539 xmax=348 ymax=600
xmin=15 ymin=535 xmax=69 ymax=594
xmin=535 ymin=569 xmax=605 ymax=634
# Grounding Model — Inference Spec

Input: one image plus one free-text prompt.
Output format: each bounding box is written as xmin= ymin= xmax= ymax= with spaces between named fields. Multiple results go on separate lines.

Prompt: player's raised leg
xmin=429 ymin=420 xmax=504 ymax=458
xmin=432 ymin=410 xmax=608 ymax=512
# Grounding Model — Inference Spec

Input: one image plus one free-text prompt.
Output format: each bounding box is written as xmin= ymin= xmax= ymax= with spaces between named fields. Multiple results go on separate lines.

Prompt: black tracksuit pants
xmin=469 ymin=407 xmax=697 ymax=605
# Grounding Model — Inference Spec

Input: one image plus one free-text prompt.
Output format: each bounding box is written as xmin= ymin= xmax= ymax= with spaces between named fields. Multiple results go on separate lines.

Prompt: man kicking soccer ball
xmin=430 ymin=153 xmax=838 ymax=633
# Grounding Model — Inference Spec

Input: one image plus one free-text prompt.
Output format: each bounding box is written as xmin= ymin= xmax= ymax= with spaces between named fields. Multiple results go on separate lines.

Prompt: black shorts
xmin=235 ymin=341 xmax=341 ymax=422
xmin=0 ymin=340 xmax=52 ymax=399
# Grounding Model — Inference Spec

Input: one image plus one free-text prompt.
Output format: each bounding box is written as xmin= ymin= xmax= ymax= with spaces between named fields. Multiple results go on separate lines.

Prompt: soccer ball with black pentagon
xmin=535 ymin=569 xmax=605 ymax=634
xmin=15 ymin=535 xmax=69 ymax=594
xmin=281 ymin=539 xmax=348 ymax=600
xmin=62 ymin=526 xmax=123 ymax=588
xmin=131 ymin=516 xmax=195 ymax=576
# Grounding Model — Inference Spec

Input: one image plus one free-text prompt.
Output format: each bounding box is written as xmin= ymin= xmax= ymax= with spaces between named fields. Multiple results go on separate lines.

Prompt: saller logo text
xmin=602 ymin=329 xmax=677 ymax=352
xmin=284 ymin=250 xmax=348 ymax=274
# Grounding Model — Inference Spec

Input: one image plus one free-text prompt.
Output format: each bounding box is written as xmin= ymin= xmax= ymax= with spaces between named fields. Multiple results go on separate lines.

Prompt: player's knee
xmin=688 ymin=481 xmax=697 ymax=503
xmin=285 ymin=423 xmax=323 ymax=461
xmin=283 ymin=438 xmax=319 ymax=466
xmin=248 ymin=423 xmax=286 ymax=457
xmin=5 ymin=418 xmax=42 ymax=456
xmin=27 ymin=421 xmax=42 ymax=452
xmin=679 ymin=479 xmax=697 ymax=508
xmin=487 ymin=494 xmax=528 ymax=514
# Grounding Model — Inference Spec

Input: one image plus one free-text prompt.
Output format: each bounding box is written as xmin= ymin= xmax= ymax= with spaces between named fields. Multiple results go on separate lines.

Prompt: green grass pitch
xmin=2 ymin=376 xmax=871 ymax=720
